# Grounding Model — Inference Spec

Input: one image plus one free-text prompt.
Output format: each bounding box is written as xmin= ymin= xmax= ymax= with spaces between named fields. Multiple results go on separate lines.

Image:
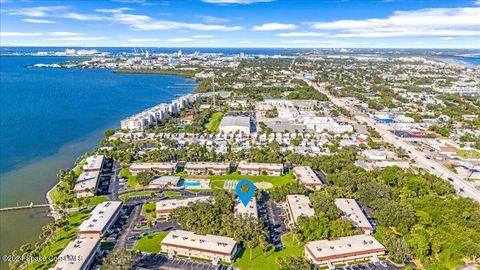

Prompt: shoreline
xmin=433 ymin=56 xmax=480 ymax=70
xmin=1 ymin=58 xmax=198 ymax=269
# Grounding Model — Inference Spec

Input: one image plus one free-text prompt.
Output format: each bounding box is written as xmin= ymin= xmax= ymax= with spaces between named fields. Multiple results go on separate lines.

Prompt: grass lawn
xmin=233 ymin=233 xmax=304 ymax=270
xmin=49 ymin=182 xmax=108 ymax=208
xmin=134 ymin=231 xmax=169 ymax=253
xmin=26 ymin=210 xmax=91 ymax=270
xmin=208 ymin=171 xmax=295 ymax=189
xmin=455 ymin=149 xmax=480 ymax=159
xmin=120 ymin=168 xmax=142 ymax=190
xmin=205 ymin=112 xmax=223 ymax=132
xmin=119 ymin=190 xmax=156 ymax=201
xmin=141 ymin=201 xmax=156 ymax=222
xmin=164 ymin=191 xmax=181 ymax=197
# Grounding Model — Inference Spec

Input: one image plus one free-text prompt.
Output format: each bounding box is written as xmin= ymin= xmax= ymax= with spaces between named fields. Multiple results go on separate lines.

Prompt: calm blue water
xmin=441 ymin=55 xmax=480 ymax=68
xmin=0 ymin=56 xmax=195 ymax=182
xmin=0 ymin=46 xmax=305 ymax=56
xmin=0 ymin=56 xmax=196 ymax=264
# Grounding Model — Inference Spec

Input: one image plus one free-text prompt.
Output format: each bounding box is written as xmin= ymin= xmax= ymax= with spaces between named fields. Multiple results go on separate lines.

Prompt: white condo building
xmin=334 ymin=198 xmax=374 ymax=235
xmin=77 ymin=201 xmax=123 ymax=238
xmin=286 ymin=194 xmax=315 ymax=226
xmin=161 ymin=230 xmax=238 ymax=264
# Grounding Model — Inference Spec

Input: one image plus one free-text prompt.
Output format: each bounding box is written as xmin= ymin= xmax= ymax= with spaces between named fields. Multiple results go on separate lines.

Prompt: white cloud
xmin=201 ymin=0 xmax=274 ymax=4
xmin=94 ymin=8 xmax=134 ymax=13
xmin=48 ymin=37 xmax=109 ymax=41
xmin=252 ymin=23 xmax=297 ymax=31
xmin=276 ymin=32 xmax=326 ymax=37
xmin=112 ymin=12 xmax=242 ymax=31
xmin=476 ymin=0 xmax=480 ymax=5
xmin=59 ymin=12 xmax=108 ymax=21
xmin=7 ymin=6 xmax=69 ymax=17
xmin=49 ymin=32 xmax=84 ymax=36
xmin=127 ymin=38 xmax=160 ymax=42
xmin=239 ymin=40 xmax=252 ymax=44
xmin=193 ymin=35 xmax=215 ymax=38
xmin=0 ymin=32 xmax=43 ymax=36
xmin=281 ymin=40 xmax=340 ymax=44
xmin=21 ymin=18 xmax=57 ymax=24
xmin=311 ymin=7 xmax=480 ymax=38
xmin=168 ymin=38 xmax=194 ymax=42
xmin=200 ymin=15 xmax=229 ymax=23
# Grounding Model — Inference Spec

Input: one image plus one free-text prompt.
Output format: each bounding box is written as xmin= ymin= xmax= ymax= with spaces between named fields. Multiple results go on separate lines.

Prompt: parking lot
xmin=135 ymin=253 xmax=235 ymax=270
xmin=335 ymin=260 xmax=401 ymax=270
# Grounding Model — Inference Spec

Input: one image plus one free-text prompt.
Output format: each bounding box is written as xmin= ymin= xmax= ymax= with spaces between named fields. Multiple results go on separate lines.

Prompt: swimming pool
xmin=181 ymin=181 xmax=201 ymax=187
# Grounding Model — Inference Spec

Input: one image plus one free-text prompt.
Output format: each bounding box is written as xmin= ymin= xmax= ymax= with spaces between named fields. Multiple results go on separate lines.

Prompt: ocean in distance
xmin=0 ymin=56 xmax=196 ymax=267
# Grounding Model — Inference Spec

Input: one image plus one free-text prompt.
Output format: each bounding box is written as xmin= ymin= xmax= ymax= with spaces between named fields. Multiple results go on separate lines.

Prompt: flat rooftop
xmin=334 ymin=199 xmax=373 ymax=231
xmin=130 ymin=162 xmax=177 ymax=170
xmin=150 ymin=176 xmax=181 ymax=186
xmin=219 ymin=116 xmax=250 ymax=128
xmin=161 ymin=230 xmax=237 ymax=256
xmin=184 ymin=162 xmax=230 ymax=169
xmin=156 ymin=196 xmax=211 ymax=212
xmin=74 ymin=170 xmax=100 ymax=192
xmin=238 ymin=161 xmax=283 ymax=171
xmin=286 ymin=194 xmax=314 ymax=224
xmin=234 ymin=197 xmax=258 ymax=218
xmin=305 ymin=235 xmax=385 ymax=261
xmin=77 ymin=201 xmax=122 ymax=234
xmin=50 ymin=237 xmax=99 ymax=270
xmin=293 ymin=166 xmax=323 ymax=186
xmin=83 ymin=155 xmax=104 ymax=171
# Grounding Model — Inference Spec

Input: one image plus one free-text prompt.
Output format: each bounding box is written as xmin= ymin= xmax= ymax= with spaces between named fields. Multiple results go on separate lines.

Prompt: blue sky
xmin=1 ymin=0 xmax=479 ymax=48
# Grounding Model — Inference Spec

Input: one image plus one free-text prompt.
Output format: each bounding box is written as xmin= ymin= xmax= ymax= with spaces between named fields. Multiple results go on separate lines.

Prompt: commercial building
xmin=161 ymin=230 xmax=238 ymax=264
xmin=156 ymin=196 xmax=211 ymax=219
xmin=218 ymin=116 xmax=251 ymax=134
xmin=130 ymin=162 xmax=178 ymax=175
xmin=362 ymin=150 xmax=387 ymax=161
xmin=334 ymin=199 xmax=374 ymax=235
xmin=73 ymin=171 xmax=100 ymax=198
xmin=304 ymin=235 xmax=385 ymax=266
xmin=82 ymin=155 xmax=105 ymax=172
xmin=373 ymin=114 xmax=393 ymax=123
xmin=234 ymin=197 xmax=258 ymax=218
xmin=77 ymin=201 xmax=123 ymax=238
xmin=149 ymin=176 xmax=181 ymax=188
xmin=49 ymin=237 xmax=100 ymax=270
xmin=237 ymin=161 xmax=283 ymax=176
xmin=293 ymin=166 xmax=323 ymax=189
xmin=286 ymin=194 xmax=315 ymax=226
xmin=184 ymin=162 xmax=231 ymax=175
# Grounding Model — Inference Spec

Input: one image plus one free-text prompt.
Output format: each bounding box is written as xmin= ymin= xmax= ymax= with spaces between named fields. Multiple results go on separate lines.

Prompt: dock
xmin=0 ymin=202 xmax=51 ymax=212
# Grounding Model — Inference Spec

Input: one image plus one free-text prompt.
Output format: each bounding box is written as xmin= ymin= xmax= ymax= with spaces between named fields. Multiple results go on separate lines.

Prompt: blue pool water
xmin=182 ymin=181 xmax=202 ymax=187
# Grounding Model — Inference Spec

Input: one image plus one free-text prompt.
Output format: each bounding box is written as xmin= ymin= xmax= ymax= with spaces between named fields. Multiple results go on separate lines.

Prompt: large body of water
xmin=0 ymin=56 xmax=196 ymax=268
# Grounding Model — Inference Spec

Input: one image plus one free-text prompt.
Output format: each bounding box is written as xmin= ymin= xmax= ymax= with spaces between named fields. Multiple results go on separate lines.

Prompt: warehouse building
xmin=77 ymin=201 xmax=123 ymax=238
xmin=129 ymin=162 xmax=178 ymax=175
xmin=161 ymin=230 xmax=238 ymax=264
xmin=305 ymin=235 xmax=385 ymax=266
xmin=156 ymin=196 xmax=211 ymax=219
xmin=293 ymin=166 xmax=324 ymax=189
xmin=184 ymin=162 xmax=231 ymax=175
xmin=335 ymin=198 xmax=374 ymax=235
xmin=286 ymin=194 xmax=315 ymax=226
xmin=49 ymin=237 xmax=100 ymax=270
xmin=237 ymin=161 xmax=283 ymax=176
xmin=218 ymin=116 xmax=251 ymax=134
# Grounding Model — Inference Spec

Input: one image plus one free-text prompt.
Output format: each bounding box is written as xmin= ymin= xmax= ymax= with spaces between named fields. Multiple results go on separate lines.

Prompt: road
xmin=299 ymin=76 xmax=480 ymax=203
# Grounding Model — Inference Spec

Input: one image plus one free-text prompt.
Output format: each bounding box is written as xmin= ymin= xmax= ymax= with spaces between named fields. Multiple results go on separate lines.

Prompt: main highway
xmin=298 ymin=76 xmax=480 ymax=203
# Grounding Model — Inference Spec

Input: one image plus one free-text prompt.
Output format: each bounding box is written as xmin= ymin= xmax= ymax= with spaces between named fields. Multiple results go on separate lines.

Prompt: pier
xmin=0 ymin=202 xmax=51 ymax=212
